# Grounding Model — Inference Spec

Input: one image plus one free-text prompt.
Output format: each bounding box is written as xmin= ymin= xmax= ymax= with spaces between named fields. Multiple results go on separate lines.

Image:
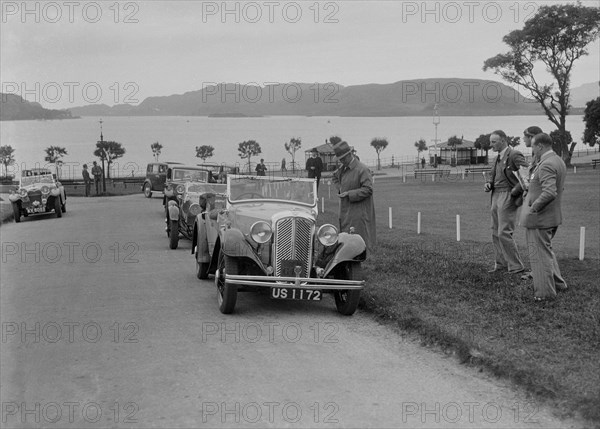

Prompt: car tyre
xmin=169 ymin=220 xmax=179 ymax=249
xmin=216 ymin=253 xmax=237 ymax=314
xmin=12 ymin=203 xmax=21 ymax=223
xmin=54 ymin=197 xmax=62 ymax=218
xmin=144 ymin=183 xmax=152 ymax=198
xmin=334 ymin=262 xmax=362 ymax=316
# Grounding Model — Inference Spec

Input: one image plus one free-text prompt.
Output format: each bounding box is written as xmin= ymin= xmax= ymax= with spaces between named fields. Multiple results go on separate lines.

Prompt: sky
xmin=1 ymin=0 xmax=599 ymax=109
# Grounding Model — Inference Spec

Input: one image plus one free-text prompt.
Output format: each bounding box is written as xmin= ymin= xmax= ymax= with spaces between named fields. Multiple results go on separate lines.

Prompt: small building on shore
xmin=305 ymin=143 xmax=337 ymax=171
xmin=429 ymin=138 xmax=488 ymax=166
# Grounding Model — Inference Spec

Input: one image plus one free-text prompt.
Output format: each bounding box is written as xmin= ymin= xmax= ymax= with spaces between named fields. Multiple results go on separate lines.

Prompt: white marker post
xmin=574 ymin=166 xmax=577 ymax=174
xmin=321 ymin=197 xmax=325 ymax=213
xmin=403 ymin=174 xmax=406 ymax=183
xmin=456 ymin=215 xmax=461 ymax=241
xmin=389 ymin=207 xmax=392 ymax=229
xmin=417 ymin=212 xmax=421 ymax=234
xmin=461 ymin=171 xmax=465 ymax=180
xmin=579 ymin=226 xmax=585 ymax=260
xmin=432 ymin=174 xmax=435 ymax=182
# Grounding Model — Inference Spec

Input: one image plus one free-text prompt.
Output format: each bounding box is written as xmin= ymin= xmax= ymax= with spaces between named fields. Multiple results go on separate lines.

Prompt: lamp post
xmin=99 ymin=119 xmax=107 ymax=194
xmin=431 ymin=103 xmax=440 ymax=167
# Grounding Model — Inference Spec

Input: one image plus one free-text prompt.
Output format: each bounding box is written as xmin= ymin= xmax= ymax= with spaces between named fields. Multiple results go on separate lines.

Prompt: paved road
xmin=0 ymin=195 xmax=581 ymax=428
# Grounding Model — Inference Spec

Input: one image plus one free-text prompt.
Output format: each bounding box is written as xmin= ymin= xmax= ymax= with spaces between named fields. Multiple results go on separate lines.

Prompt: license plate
xmin=271 ymin=287 xmax=321 ymax=301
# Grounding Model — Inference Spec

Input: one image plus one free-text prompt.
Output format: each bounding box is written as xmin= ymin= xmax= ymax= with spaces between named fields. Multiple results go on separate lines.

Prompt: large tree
xmin=583 ymin=97 xmax=600 ymax=147
xmin=94 ymin=140 xmax=125 ymax=179
xmin=151 ymin=142 xmax=163 ymax=162
xmin=483 ymin=2 xmax=600 ymax=165
xmin=195 ymin=145 xmax=214 ymax=162
xmin=328 ymin=136 xmax=342 ymax=145
xmin=284 ymin=137 xmax=302 ymax=172
xmin=44 ymin=146 xmax=67 ymax=165
xmin=371 ymin=138 xmax=388 ymax=170
xmin=0 ymin=145 xmax=15 ymax=177
xmin=238 ymin=140 xmax=262 ymax=173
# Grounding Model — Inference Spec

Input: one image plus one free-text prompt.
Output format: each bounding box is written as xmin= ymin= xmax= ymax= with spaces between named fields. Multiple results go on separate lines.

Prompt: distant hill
xmin=570 ymin=82 xmax=600 ymax=107
xmin=70 ymin=78 xmax=545 ymax=117
xmin=0 ymin=93 xmax=76 ymax=121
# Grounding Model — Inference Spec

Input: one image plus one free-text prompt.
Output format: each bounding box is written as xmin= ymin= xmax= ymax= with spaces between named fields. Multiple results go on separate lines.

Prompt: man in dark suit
xmin=306 ymin=148 xmax=323 ymax=190
xmin=484 ymin=130 xmax=528 ymax=274
xmin=521 ymin=133 xmax=567 ymax=301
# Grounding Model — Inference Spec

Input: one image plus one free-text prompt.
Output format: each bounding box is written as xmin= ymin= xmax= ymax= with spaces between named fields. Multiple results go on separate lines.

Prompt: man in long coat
xmin=331 ymin=141 xmax=376 ymax=252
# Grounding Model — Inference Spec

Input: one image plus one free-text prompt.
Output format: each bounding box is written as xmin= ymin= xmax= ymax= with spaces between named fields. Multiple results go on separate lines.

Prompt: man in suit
xmin=484 ymin=130 xmax=528 ymax=274
xmin=521 ymin=133 xmax=567 ymax=301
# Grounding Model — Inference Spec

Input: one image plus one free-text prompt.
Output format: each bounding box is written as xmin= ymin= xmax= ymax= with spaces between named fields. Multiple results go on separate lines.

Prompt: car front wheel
xmin=12 ymin=203 xmax=21 ymax=223
xmin=334 ymin=262 xmax=362 ymax=316
xmin=143 ymin=183 xmax=152 ymax=198
xmin=54 ymin=197 xmax=62 ymax=218
xmin=216 ymin=253 xmax=237 ymax=314
xmin=169 ymin=220 xmax=179 ymax=249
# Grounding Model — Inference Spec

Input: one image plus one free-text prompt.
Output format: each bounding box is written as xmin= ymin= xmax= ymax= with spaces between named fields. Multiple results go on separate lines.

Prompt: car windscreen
xmin=172 ymin=169 xmax=209 ymax=182
xmin=229 ymin=177 xmax=315 ymax=205
xmin=21 ymin=173 xmax=54 ymax=187
xmin=186 ymin=183 xmax=226 ymax=194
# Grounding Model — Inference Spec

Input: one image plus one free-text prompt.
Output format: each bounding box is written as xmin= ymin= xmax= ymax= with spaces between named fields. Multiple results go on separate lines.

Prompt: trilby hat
xmin=333 ymin=141 xmax=352 ymax=159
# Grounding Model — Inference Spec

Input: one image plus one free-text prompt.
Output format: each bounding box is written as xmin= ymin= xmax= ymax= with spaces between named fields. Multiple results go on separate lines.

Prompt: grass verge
xmin=318 ymin=170 xmax=600 ymax=422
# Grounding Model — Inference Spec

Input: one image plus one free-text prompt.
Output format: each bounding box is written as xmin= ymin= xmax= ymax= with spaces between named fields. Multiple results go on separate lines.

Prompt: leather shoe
xmin=534 ymin=296 xmax=555 ymax=302
xmin=506 ymin=268 xmax=525 ymax=275
xmin=520 ymin=271 xmax=533 ymax=280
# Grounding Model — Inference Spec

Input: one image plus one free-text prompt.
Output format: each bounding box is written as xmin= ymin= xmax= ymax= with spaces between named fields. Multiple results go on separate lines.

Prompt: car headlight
xmin=250 ymin=221 xmax=272 ymax=244
xmin=317 ymin=224 xmax=338 ymax=246
xmin=176 ymin=185 xmax=184 ymax=194
xmin=19 ymin=188 xmax=28 ymax=197
xmin=41 ymin=186 xmax=50 ymax=194
xmin=55 ymin=181 xmax=61 ymax=187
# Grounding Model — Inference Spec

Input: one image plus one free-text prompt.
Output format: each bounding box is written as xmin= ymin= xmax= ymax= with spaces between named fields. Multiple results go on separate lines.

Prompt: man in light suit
xmin=521 ymin=133 xmax=567 ymax=301
xmin=484 ymin=130 xmax=528 ymax=274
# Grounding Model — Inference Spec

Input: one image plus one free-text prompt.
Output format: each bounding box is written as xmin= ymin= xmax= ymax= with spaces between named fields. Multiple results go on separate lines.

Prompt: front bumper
xmin=225 ymin=274 xmax=364 ymax=290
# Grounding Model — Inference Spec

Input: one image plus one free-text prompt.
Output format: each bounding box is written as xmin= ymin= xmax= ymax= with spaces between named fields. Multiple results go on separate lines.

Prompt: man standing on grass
xmin=484 ymin=130 xmax=528 ymax=274
xmin=521 ymin=133 xmax=567 ymax=301
xmin=91 ymin=161 xmax=102 ymax=195
xmin=82 ymin=164 xmax=91 ymax=197
xmin=331 ymin=141 xmax=376 ymax=252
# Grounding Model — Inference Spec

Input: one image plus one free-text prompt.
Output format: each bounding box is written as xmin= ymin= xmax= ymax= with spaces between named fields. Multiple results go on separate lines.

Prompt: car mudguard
xmin=323 ymin=232 xmax=367 ymax=277
xmin=220 ymin=228 xmax=265 ymax=270
xmin=167 ymin=200 xmax=180 ymax=221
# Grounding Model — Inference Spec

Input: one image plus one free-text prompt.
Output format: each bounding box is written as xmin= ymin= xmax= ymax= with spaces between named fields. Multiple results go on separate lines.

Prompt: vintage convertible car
xmin=192 ymin=175 xmax=366 ymax=315
xmin=166 ymin=181 xmax=227 ymax=249
xmin=9 ymin=167 xmax=66 ymax=222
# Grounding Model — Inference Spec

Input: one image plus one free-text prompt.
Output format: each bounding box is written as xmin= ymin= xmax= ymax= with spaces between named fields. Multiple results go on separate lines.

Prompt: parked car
xmin=166 ymin=180 xmax=227 ymax=249
xmin=192 ymin=175 xmax=366 ymax=315
xmin=196 ymin=163 xmax=240 ymax=183
xmin=142 ymin=161 xmax=182 ymax=198
xmin=9 ymin=167 xmax=66 ymax=222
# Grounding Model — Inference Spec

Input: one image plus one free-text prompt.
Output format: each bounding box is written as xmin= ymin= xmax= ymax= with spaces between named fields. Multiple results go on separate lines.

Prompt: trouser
xmin=94 ymin=178 xmax=100 ymax=194
xmin=490 ymin=190 xmax=524 ymax=271
xmin=526 ymin=227 xmax=567 ymax=299
xmin=85 ymin=182 xmax=91 ymax=196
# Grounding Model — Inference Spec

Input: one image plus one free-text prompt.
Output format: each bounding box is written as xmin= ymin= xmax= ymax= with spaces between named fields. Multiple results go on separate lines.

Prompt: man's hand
xmin=484 ymin=182 xmax=492 ymax=192
xmin=338 ymin=191 xmax=349 ymax=198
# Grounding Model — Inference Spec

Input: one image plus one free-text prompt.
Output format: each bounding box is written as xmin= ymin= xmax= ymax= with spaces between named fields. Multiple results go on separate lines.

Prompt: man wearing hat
xmin=331 ymin=141 xmax=376 ymax=252
xmin=306 ymin=148 xmax=324 ymax=190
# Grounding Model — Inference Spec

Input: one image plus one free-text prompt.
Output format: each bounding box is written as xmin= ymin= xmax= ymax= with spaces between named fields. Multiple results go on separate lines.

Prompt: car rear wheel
xmin=143 ymin=183 xmax=152 ymax=198
xmin=54 ymin=197 xmax=62 ymax=218
xmin=169 ymin=220 xmax=179 ymax=249
xmin=334 ymin=262 xmax=362 ymax=316
xmin=12 ymin=203 xmax=21 ymax=223
xmin=216 ymin=253 xmax=237 ymax=314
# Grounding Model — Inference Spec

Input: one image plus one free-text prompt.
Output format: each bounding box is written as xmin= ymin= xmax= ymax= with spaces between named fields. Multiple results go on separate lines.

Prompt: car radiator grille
xmin=274 ymin=217 xmax=314 ymax=278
